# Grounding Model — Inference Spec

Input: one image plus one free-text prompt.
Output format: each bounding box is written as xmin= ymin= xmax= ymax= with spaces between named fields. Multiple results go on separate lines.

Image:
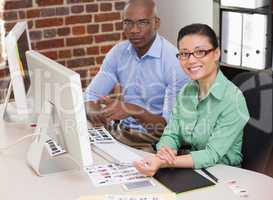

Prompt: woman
xmin=134 ymin=23 xmax=250 ymax=176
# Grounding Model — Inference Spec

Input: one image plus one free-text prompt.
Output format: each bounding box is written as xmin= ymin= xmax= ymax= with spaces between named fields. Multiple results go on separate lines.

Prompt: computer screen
xmin=16 ymin=25 xmax=31 ymax=92
xmin=26 ymin=50 xmax=92 ymax=176
xmin=3 ymin=21 xmax=31 ymax=120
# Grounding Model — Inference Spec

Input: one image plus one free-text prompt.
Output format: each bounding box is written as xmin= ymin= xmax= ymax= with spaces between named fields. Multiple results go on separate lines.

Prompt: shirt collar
xmin=208 ymin=70 xmax=228 ymax=100
xmin=127 ymin=33 xmax=162 ymax=58
xmin=191 ymin=70 xmax=228 ymax=101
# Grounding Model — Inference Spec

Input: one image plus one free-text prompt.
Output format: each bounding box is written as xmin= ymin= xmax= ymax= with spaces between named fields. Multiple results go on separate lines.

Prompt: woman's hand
xmin=156 ymin=147 xmax=177 ymax=165
xmin=133 ymin=155 xmax=163 ymax=177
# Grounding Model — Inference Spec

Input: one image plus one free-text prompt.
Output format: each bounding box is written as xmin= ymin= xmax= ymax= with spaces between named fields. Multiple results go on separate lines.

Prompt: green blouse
xmin=157 ymin=70 xmax=250 ymax=169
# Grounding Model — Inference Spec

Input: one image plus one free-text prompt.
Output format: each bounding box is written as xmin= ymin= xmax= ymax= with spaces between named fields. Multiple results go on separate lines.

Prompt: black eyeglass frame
xmin=176 ymin=48 xmax=216 ymax=60
xmin=122 ymin=17 xmax=155 ymax=30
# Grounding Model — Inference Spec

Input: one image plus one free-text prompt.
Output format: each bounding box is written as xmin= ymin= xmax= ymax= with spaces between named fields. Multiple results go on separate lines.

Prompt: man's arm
xmin=85 ymin=101 xmax=107 ymax=127
xmin=126 ymin=103 xmax=166 ymax=135
xmin=84 ymin=44 xmax=119 ymax=125
xmin=100 ymin=97 xmax=166 ymax=135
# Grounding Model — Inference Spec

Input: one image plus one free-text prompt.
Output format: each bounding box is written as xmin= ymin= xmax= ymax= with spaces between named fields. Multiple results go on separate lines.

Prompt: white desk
xmin=1 ymin=120 xmax=273 ymax=200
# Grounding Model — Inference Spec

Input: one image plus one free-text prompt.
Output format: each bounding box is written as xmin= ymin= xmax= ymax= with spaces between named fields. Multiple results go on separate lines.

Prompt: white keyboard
xmin=88 ymin=127 xmax=142 ymax=165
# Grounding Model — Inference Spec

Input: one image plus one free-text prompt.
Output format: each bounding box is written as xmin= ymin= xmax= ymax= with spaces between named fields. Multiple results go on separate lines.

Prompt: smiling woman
xmin=176 ymin=23 xmax=220 ymax=87
xmin=134 ymin=23 xmax=250 ymax=177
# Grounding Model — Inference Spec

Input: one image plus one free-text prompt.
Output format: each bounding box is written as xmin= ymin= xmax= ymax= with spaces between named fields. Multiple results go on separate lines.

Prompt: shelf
xmin=220 ymin=62 xmax=265 ymax=72
xmin=219 ymin=1 xmax=272 ymax=79
xmin=220 ymin=5 xmax=272 ymax=15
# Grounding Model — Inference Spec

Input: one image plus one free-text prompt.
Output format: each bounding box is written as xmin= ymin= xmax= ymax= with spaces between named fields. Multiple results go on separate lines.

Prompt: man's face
xmin=123 ymin=5 xmax=160 ymax=56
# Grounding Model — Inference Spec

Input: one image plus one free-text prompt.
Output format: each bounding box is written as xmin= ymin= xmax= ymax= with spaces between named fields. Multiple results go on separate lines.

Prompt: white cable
xmin=0 ymin=133 xmax=39 ymax=153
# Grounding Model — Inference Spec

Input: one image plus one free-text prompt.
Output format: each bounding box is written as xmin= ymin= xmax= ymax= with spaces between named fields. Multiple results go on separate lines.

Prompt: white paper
xmin=85 ymin=164 xmax=148 ymax=187
xmin=227 ymin=179 xmax=249 ymax=198
xmin=88 ymin=127 xmax=115 ymax=144
xmin=44 ymin=138 xmax=66 ymax=157
xmin=104 ymin=195 xmax=164 ymax=200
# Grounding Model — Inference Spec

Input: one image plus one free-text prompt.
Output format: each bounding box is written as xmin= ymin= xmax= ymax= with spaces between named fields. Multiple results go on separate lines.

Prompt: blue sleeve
xmin=162 ymin=55 xmax=188 ymax=122
xmin=84 ymin=45 xmax=119 ymax=102
xmin=157 ymin=89 xmax=185 ymax=150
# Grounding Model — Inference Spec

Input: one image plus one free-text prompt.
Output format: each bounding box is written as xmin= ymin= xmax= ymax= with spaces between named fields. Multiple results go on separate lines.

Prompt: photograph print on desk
xmin=85 ymin=164 xmax=148 ymax=187
xmin=78 ymin=193 xmax=176 ymax=200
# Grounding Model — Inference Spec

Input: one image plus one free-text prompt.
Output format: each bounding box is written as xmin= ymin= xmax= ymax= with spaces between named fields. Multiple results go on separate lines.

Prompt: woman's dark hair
xmin=177 ymin=23 xmax=218 ymax=48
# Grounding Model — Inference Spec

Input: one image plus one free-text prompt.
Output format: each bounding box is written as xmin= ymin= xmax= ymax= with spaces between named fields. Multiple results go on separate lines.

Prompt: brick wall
xmin=0 ymin=0 xmax=126 ymax=103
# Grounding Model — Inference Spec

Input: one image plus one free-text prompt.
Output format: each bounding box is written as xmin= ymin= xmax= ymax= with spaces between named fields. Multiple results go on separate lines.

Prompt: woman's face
xmin=177 ymin=34 xmax=220 ymax=81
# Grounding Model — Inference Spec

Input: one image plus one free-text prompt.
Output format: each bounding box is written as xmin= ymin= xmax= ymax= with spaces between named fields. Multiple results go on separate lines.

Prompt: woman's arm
xmin=134 ymin=152 xmax=194 ymax=177
xmin=157 ymin=147 xmax=194 ymax=168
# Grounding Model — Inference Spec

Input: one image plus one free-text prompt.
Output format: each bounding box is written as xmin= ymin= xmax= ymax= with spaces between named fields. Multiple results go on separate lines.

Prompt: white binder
xmin=221 ymin=11 xmax=243 ymax=66
xmin=242 ymin=13 xmax=267 ymax=69
xmin=221 ymin=0 xmax=268 ymax=9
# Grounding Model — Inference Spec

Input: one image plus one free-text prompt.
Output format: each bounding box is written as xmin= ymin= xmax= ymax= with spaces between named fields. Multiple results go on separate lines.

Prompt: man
xmin=85 ymin=0 xmax=188 ymax=152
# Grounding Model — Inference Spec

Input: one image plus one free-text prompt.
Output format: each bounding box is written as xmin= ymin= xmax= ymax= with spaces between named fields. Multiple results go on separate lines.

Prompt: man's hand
xmin=99 ymin=96 xmax=130 ymax=122
xmin=85 ymin=101 xmax=108 ymax=127
xmin=87 ymin=96 xmax=167 ymax=134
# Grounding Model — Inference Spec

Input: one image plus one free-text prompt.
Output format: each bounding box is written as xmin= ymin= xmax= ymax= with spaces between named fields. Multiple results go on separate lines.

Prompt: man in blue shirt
xmin=85 ymin=0 xmax=188 ymax=152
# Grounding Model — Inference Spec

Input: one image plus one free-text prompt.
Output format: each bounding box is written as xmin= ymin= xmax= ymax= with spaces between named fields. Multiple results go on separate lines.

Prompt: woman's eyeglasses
xmin=176 ymin=48 xmax=215 ymax=60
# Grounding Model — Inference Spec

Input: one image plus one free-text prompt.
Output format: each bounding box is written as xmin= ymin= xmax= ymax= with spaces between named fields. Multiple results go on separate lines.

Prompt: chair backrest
xmin=232 ymin=71 xmax=273 ymax=177
xmin=265 ymin=147 xmax=273 ymax=177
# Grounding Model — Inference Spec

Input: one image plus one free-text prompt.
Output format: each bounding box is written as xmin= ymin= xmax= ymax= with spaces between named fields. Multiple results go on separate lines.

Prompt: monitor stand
xmin=1 ymin=81 xmax=35 ymax=123
xmin=27 ymin=101 xmax=79 ymax=176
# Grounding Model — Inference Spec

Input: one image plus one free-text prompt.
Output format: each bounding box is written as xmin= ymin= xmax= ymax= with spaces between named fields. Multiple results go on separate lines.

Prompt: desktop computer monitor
xmin=2 ymin=21 xmax=32 ymax=122
xmin=26 ymin=50 xmax=92 ymax=176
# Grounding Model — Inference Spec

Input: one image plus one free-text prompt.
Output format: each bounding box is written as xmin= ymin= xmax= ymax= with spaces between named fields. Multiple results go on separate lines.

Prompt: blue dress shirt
xmin=85 ymin=34 xmax=188 ymax=131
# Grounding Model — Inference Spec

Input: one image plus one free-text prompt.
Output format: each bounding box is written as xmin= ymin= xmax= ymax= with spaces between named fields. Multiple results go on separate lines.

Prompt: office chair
xmin=265 ymin=147 xmax=273 ymax=177
xmin=232 ymin=71 xmax=273 ymax=177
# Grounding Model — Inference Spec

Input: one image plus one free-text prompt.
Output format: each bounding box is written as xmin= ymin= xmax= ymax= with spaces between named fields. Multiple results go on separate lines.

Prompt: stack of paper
xmin=79 ymin=193 xmax=176 ymax=200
